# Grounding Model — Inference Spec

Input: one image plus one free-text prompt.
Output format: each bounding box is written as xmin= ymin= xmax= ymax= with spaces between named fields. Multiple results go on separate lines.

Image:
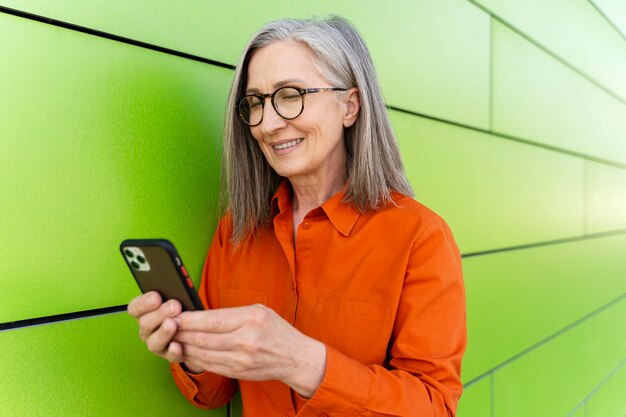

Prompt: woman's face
xmin=245 ymin=41 xmax=357 ymax=187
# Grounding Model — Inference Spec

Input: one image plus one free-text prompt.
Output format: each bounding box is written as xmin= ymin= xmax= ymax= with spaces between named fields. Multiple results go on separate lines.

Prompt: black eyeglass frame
xmin=237 ymin=86 xmax=348 ymax=126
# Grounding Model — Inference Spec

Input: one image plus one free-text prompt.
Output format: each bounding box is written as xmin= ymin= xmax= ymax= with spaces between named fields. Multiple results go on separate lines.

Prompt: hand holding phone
xmin=127 ymin=290 xmax=185 ymax=363
xmin=120 ymin=239 xmax=204 ymax=311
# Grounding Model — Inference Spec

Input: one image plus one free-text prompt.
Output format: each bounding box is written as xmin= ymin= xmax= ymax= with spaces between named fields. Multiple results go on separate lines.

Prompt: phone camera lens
xmin=124 ymin=249 xmax=134 ymax=258
xmin=136 ymin=255 xmax=146 ymax=264
xmin=131 ymin=261 xmax=140 ymax=269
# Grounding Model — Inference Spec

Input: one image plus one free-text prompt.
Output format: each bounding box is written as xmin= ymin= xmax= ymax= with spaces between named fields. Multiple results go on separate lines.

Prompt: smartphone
xmin=120 ymin=239 xmax=204 ymax=311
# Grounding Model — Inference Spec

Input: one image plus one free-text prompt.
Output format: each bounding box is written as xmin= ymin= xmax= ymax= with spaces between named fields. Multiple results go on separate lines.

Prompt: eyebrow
xmin=245 ymin=78 xmax=307 ymax=95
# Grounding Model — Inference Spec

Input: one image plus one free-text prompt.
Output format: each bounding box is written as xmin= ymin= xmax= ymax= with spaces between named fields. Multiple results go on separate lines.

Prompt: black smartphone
xmin=120 ymin=239 xmax=204 ymax=311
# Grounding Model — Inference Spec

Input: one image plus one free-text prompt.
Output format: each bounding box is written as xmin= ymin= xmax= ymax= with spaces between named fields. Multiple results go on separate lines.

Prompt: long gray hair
xmin=222 ymin=16 xmax=414 ymax=242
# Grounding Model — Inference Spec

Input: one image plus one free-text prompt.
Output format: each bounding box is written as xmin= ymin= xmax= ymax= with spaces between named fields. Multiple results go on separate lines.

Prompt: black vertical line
xmin=583 ymin=160 xmax=588 ymax=236
xmin=588 ymin=0 xmax=626 ymax=41
xmin=489 ymin=16 xmax=494 ymax=132
xmin=490 ymin=372 xmax=495 ymax=417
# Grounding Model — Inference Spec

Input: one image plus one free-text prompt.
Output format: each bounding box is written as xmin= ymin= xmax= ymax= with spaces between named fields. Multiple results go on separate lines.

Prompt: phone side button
xmin=186 ymin=277 xmax=194 ymax=288
xmin=181 ymin=265 xmax=189 ymax=277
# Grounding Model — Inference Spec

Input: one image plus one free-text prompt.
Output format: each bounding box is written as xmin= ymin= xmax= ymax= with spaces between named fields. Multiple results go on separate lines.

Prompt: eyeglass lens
xmin=239 ymin=87 xmax=304 ymax=126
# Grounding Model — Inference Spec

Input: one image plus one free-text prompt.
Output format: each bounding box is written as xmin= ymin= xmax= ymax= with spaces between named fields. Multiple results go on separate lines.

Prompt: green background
xmin=1 ymin=1 xmax=624 ymax=416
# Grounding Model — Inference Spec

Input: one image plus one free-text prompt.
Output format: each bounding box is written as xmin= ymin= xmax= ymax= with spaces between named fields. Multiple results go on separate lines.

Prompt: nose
xmin=258 ymin=99 xmax=288 ymax=134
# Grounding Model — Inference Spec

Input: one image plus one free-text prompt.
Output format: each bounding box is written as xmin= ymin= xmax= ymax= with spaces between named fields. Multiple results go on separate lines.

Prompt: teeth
xmin=273 ymin=138 xmax=302 ymax=150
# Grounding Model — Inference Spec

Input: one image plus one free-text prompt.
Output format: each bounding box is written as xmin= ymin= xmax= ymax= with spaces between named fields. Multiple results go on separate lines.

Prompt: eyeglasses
xmin=237 ymin=86 xmax=348 ymax=126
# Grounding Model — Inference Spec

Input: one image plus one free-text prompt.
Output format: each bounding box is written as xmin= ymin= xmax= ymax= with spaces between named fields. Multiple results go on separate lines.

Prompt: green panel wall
xmin=0 ymin=0 xmax=491 ymax=129
xmin=473 ymin=0 xmax=626 ymax=101
xmin=569 ymin=405 xmax=587 ymax=417
xmin=586 ymin=161 xmax=626 ymax=234
xmin=492 ymin=299 xmax=625 ymax=417
xmin=492 ymin=20 xmax=626 ymax=165
xmin=1 ymin=1 xmax=624 ymax=416
xmin=0 ymin=313 xmax=219 ymax=416
xmin=0 ymin=12 xmax=230 ymax=322
xmin=586 ymin=363 xmax=626 ymax=417
xmin=463 ymin=234 xmax=626 ymax=382
xmin=456 ymin=376 xmax=491 ymax=417
xmin=392 ymin=110 xmax=584 ymax=254
xmin=592 ymin=0 xmax=626 ymax=38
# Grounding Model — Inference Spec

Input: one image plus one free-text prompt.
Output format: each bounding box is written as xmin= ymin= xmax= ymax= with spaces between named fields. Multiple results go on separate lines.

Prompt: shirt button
xmin=302 ymin=223 xmax=311 ymax=230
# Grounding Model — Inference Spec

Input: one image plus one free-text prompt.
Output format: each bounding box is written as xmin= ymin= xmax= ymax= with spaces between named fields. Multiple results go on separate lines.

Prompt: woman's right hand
xmin=127 ymin=291 xmax=185 ymax=363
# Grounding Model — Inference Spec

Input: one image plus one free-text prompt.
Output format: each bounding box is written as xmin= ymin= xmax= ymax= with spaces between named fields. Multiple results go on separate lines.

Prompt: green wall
xmin=1 ymin=1 xmax=624 ymax=416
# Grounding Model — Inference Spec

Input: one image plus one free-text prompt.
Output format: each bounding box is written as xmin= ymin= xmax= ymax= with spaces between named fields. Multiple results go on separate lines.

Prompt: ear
xmin=342 ymin=88 xmax=360 ymax=128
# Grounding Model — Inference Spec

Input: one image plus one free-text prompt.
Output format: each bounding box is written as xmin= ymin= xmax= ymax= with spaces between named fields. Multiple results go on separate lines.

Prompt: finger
xmin=177 ymin=305 xmax=261 ymax=333
xmin=181 ymin=343 xmax=235 ymax=370
xmin=138 ymin=299 xmax=182 ymax=341
xmin=127 ymin=291 xmax=162 ymax=318
xmin=146 ymin=317 xmax=178 ymax=356
xmin=181 ymin=344 xmax=256 ymax=381
xmin=173 ymin=330 xmax=237 ymax=352
xmin=165 ymin=341 xmax=184 ymax=363
xmin=184 ymin=359 xmax=208 ymax=374
xmin=178 ymin=355 xmax=206 ymax=374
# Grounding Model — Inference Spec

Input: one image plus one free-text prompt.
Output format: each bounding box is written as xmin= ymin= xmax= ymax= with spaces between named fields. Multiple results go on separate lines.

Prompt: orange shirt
xmin=171 ymin=181 xmax=466 ymax=416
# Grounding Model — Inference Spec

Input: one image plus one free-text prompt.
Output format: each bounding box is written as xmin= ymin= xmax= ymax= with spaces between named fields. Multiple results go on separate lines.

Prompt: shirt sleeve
xmin=170 ymin=362 xmax=237 ymax=409
xmin=298 ymin=218 xmax=466 ymax=417
xmin=170 ymin=216 xmax=238 ymax=409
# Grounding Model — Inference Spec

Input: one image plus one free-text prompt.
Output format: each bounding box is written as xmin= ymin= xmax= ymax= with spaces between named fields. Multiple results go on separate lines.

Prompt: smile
xmin=272 ymin=138 xmax=303 ymax=150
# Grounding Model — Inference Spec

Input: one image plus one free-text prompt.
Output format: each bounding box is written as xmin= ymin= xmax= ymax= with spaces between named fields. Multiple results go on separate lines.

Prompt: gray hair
xmin=222 ymin=16 xmax=414 ymax=242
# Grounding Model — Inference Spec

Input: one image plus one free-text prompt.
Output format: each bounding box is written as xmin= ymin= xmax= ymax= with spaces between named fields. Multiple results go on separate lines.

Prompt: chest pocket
xmin=309 ymin=297 xmax=392 ymax=365
xmin=218 ymin=288 xmax=269 ymax=308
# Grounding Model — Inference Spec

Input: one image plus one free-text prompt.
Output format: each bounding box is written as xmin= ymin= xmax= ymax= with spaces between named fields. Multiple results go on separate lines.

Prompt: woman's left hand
xmin=173 ymin=304 xmax=326 ymax=398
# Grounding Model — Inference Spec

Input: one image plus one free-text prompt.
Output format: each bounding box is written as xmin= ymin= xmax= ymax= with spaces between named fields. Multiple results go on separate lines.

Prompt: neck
xmin=290 ymin=170 xmax=346 ymax=214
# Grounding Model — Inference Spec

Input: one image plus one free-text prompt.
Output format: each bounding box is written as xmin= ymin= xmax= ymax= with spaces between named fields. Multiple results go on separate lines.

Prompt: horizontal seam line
xmin=387 ymin=105 xmax=626 ymax=171
xmin=463 ymin=293 xmax=625 ymax=387
xmin=465 ymin=0 xmax=626 ymax=105
xmin=461 ymin=229 xmax=626 ymax=258
xmin=587 ymin=0 xmax=626 ymax=41
xmin=0 ymin=5 xmax=235 ymax=70
xmin=3 ymin=6 xmax=625 ymax=171
xmin=0 ymin=305 xmax=128 ymax=332
xmin=566 ymin=358 xmax=626 ymax=416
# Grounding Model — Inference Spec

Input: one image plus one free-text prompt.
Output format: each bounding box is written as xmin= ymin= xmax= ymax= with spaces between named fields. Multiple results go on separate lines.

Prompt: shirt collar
xmin=270 ymin=180 xmax=291 ymax=218
xmin=271 ymin=180 xmax=361 ymax=237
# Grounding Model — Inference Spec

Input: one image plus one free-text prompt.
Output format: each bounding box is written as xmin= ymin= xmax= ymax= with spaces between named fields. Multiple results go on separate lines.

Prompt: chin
xmin=269 ymin=163 xmax=310 ymax=179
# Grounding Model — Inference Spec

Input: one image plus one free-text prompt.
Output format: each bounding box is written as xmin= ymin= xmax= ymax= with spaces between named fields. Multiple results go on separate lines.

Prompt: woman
xmin=128 ymin=16 xmax=466 ymax=417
